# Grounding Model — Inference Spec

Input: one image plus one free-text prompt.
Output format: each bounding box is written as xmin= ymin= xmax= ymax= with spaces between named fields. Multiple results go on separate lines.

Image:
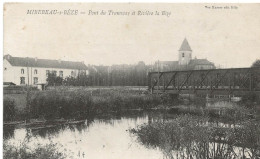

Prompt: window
xmin=4 ymin=67 xmax=7 ymax=71
xmin=21 ymin=69 xmax=24 ymax=74
xmin=20 ymin=77 xmax=25 ymax=84
xmin=182 ymin=53 xmax=185 ymax=57
xmin=34 ymin=69 xmax=38 ymax=74
xmin=59 ymin=71 xmax=63 ymax=77
xmin=34 ymin=77 xmax=38 ymax=84
xmin=46 ymin=70 xmax=50 ymax=76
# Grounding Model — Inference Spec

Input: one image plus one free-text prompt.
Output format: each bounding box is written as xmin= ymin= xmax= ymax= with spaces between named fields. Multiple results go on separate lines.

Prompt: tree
xmin=46 ymin=72 xmax=63 ymax=86
xmin=251 ymin=59 xmax=260 ymax=67
xmin=63 ymin=73 xmax=89 ymax=86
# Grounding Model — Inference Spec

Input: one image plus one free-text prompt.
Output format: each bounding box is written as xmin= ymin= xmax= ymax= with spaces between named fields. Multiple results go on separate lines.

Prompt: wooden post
xmin=163 ymin=73 xmax=165 ymax=92
xmin=249 ymin=73 xmax=252 ymax=91
xmin=148 ymin=72 xmax=151 ymax=92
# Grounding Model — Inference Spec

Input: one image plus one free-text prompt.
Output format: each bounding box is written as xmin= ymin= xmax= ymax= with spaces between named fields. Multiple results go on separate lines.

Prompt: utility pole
xmin=157 ymin=60 xmax=160 ymax=91
xmin=26 ymin=57 xmax=30 ymax=122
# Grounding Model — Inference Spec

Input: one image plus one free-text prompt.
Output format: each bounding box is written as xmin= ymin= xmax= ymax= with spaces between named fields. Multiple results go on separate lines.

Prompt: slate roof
xmin=3 ymin=82 xmax=16 ymax=86
xmin=159 ymin=61 xmax=179 ymax=66
xmin=156 ymin=58 xmax=215 ymax=71
xmin=4 ymin=54 xmax=88 ymax=70
xmin=179 ymin=38 xmax=192 ymax=51
xmin=189 ymin=59 xmax=214 ymax=66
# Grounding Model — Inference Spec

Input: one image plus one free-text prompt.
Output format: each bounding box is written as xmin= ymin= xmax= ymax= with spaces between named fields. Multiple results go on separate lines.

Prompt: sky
xmin=3 ymin=3 xmax=260 ymax=67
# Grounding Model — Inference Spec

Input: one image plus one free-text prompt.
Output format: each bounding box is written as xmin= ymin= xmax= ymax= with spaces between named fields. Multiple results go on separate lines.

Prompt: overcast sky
xmin=4 ymin=3 xmax=260 ymax=67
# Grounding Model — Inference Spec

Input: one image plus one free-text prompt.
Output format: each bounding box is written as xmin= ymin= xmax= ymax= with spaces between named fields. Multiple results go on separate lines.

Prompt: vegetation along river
xmin=4 ymin=110 xmax=260 ymax=159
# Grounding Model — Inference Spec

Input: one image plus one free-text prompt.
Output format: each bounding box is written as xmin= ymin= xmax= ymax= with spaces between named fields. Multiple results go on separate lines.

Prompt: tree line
xmin=47 ymin=61 xmax=153 ymax=86
xmin=47 ymin=59 xmax=260 ymax=87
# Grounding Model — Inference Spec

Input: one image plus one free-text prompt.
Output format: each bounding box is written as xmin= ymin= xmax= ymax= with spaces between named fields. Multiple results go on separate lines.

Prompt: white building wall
xmin=194 ymin=65 xmax=214 ymax=70
xmin=3 ymin=59 xmax=16 ymax=84
xmin=3 ymin=59 xmax=88 ymax=85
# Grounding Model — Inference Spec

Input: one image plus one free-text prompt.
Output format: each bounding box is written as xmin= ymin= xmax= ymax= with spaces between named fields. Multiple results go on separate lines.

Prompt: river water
xmin=4 ymin=111 xmax=167 ymax=159
xmin=4 ymin=110 xmax=255 ymax=159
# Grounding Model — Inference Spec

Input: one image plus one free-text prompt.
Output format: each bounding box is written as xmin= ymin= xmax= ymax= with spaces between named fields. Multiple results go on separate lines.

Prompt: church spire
xmin=179 ymin=38 xmax=192 ymax=51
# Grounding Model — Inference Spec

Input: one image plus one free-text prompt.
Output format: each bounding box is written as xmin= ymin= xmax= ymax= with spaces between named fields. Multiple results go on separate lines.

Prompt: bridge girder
xmin=148 ymin=67 xmax=260 ymax=96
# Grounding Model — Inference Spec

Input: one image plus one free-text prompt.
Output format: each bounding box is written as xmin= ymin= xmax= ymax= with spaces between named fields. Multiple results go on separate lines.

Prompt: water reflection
xmin=5 ymin=110 xmax=256 ymax=159
xmin=4 ymin=111 xmax=166 ymax=159
xmin=3 ymin=126 xmax=15 ymax=140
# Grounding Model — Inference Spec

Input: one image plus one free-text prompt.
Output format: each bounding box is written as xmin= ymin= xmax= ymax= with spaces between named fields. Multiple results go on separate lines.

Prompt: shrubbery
xmin=4 ymin=139 xmax=69 ymax=159
xmin=29 ymin=89 xmax=165 ymax=120
xmin=4 ymin=98 xmax=16 ymax=121
xmin=131 ymin=114 xmax=260 ymax=159
xmin=30 ymin=90 xmax=93 ymax=119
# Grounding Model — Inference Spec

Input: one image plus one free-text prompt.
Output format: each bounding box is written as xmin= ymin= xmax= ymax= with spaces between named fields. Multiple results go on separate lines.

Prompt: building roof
xmin=3 ymin=82 xmax=16 ymax=86
xmin=156 ymin=61 xmax=184 ymax=71
xmin=179 ymin=38 xmax=192 ymax=51
xmin=158 ymin=61 xmax=179 ymax=67
xmin=189 ymin=59 xmax=215 ymax=66
xmin=4 ymin=54 xmax=88 ymax=70
xmin=154 ymin=58 xmax=215 ymax=71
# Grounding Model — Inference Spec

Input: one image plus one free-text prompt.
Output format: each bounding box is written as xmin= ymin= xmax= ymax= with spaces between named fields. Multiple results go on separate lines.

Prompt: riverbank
xmin=4 ymin=87 xmax=259 ymax=125
xmin=131 ymin=114 xmax=260 ymax=159
xmin=4 ymin=88 xmax=177 ymax=122
xmin=3 ymin=91 xmax=260 ymax=159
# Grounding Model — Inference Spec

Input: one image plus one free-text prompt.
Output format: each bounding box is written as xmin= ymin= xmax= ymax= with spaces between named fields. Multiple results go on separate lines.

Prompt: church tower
xmin=178 ymin=38 xmax=192 ymax=65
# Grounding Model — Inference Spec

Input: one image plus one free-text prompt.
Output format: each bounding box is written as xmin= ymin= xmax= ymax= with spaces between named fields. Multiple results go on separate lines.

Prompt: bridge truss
xmin=148 ymin=67 xmax=260 ymax=96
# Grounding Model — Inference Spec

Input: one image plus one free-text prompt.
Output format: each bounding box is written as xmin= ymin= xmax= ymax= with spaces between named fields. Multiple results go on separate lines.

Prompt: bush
xmin=30 ymin=90 xmax=94 ymax=120
xmin=3 ymin=140 xmax=69 ymax=159
xmin=240 ymin=92 xmax=260 ymax=108
xmin=29 ymin=89 xmax=165 ymax=120
xmin=4 ymin=98 xmax=16 ymax=121
xmin=131 ymin=115 xmax=260 ymax=159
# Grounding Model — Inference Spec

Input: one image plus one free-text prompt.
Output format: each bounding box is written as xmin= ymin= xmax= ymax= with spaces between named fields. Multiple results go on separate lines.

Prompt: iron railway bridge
xmin=148 ymin=67 xmax=260 ymax=96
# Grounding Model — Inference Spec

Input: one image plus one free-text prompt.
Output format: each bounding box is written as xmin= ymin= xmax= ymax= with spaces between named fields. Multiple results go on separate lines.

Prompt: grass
xmin=3 ymin=134 xmax=70 ymax=159
xmin=25 ymin=88 xmax=174 ymax=120
xmin=167 ymin=104 xmax=253 ymax=125
xmin=3 ymin=98 xmax=16 ymax=121
xmin=4 ymin=88 xmax=260 ymax=158
xmin=4 ymin=94 xmax=27 ymax=112
xmin=3 ymin=87 xmax=258 ymax=123
xmin=131 ymin=114 xmax=260 ymax=159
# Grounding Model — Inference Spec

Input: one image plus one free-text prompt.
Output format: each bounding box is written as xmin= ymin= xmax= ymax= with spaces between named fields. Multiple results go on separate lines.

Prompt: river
xmin=4 ymin=110 xmax=257 ymax=159
xmin=4 ymin=111 xmax=167 ymax=159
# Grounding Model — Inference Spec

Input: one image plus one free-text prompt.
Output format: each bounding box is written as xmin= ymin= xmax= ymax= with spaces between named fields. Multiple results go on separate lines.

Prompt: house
xmin=154 ymin=38 xmax=215 ymax=71
xmin=3 ymin=54 xmax=88 ymax=86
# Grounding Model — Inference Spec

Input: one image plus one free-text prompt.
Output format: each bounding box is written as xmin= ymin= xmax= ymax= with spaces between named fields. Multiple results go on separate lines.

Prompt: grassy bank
xmin=168 ymin=104 xmax=253 ymax=124
xmin=4 ymin=136 xmax=70 ymax=159
xmin=131 ymin=114 xmax=260 ymax=159
xmin=4 ymin=87 xmax=259 ymax=122
xmin=4 ymin=88 xmax=180 ymax=121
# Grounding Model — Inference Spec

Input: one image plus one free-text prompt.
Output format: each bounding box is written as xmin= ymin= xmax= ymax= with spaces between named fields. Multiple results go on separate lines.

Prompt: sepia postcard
xmin=3 ymin=3 xmax=260 ymax=159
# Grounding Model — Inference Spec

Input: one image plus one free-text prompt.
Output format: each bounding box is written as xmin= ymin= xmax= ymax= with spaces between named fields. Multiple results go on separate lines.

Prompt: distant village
xmin=3 ymin=38 xmax=244 ymax=88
